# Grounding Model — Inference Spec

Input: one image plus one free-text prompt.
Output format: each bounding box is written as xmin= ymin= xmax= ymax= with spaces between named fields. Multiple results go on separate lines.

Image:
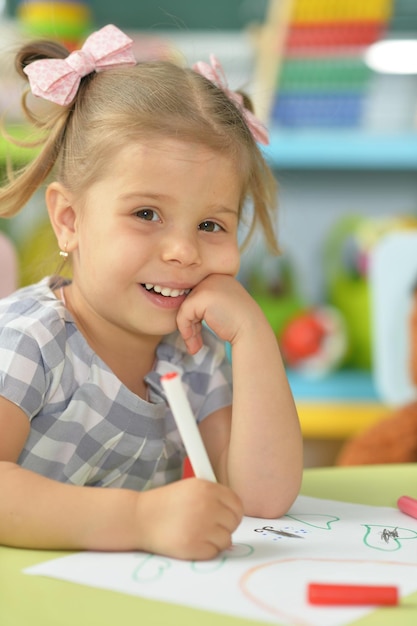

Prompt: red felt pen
xmin=397 ymin=495 xmax=417 ymax=520
xmin=307 ymin=583 xmax=399 ymax=606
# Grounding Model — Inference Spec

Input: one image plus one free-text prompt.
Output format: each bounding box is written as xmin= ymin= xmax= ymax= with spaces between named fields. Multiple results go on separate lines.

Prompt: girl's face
xmin=69 ymin=138 xmax=242 ymax=342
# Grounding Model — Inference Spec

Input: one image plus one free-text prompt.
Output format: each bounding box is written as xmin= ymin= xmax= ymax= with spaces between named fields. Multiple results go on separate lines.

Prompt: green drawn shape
xmin=284 ymin=514 xmax=340 ymax=530
xmin=362 ymin=524 xmax=417 ymax=552
xmin=192 ymin=543 xmax=254 ymax=573
xmin=132 ymin=554 xmax=172 ymax=582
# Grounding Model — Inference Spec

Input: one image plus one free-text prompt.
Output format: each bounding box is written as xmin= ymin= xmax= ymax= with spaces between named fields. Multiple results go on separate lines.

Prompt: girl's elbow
xmin=244 ymin=476 xmax=302 ymax=519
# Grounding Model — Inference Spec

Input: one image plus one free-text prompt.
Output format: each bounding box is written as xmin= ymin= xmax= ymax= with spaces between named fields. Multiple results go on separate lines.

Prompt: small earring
xmin=59 ymin=242 xmax=69 ymax=258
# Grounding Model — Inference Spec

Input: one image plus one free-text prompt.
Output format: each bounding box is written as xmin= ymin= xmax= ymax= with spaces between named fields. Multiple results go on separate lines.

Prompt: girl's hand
xmin=136 ymin=478 xmax=243 ymax=560
xmin=176 ymin=274 xmax=263 ymax=355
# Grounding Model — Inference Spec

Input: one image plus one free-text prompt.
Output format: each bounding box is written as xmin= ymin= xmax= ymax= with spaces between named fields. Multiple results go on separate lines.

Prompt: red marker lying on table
xmin=307 ymin=583 xmax=399 ymax=606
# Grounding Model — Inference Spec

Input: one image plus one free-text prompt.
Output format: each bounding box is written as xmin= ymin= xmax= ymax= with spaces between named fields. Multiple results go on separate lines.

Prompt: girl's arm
xmin=177 ymin=274 xmax=303 ymax=519
xmin=0 ymin=397 xmax=242 ymax=557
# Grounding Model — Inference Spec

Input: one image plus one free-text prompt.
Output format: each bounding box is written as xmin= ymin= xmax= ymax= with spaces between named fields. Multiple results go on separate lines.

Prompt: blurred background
xmin=2 ymin=0 xmax=417 ymax=466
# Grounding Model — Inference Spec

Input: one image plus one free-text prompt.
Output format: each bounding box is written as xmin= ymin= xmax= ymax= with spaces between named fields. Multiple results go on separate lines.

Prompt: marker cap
xmin=397 ymin=495 xmax=417 ymax=520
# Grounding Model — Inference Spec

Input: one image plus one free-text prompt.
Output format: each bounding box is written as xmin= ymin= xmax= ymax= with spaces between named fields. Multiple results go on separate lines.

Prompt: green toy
xmin=246 ymin=252 xmax=305 ymax=338
xmin=323 ymin=214 xmax=371 ymax=369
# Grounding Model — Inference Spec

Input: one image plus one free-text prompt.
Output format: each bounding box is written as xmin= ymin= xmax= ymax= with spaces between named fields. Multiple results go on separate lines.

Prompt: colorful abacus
xmin=270 ymin=0 xmax=394 ymax=129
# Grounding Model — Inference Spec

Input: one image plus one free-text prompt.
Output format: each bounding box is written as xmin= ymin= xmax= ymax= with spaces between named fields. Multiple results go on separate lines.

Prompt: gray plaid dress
xmin=0 ymin=278 xmax=233 ymax=490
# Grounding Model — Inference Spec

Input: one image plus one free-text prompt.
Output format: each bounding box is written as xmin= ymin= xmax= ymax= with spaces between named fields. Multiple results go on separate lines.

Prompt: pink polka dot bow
xmin=193 ymin=54 xmax=269 ymax=145
xmin=23 ymin=24 xmax=136 ymax=106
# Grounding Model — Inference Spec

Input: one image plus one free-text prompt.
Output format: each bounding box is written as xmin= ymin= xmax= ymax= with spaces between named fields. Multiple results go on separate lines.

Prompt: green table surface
xmin=1 ymin=464 xmax=416 ymax=626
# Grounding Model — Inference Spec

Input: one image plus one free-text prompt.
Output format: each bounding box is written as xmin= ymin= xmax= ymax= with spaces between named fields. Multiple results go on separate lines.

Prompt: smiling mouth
xmin=142 ymin=283 xmax=191 ymax=298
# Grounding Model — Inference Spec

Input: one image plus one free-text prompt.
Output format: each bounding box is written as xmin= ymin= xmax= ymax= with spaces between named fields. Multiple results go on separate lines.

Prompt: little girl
xmin=0 ymin=25 xmax=302 ymax=560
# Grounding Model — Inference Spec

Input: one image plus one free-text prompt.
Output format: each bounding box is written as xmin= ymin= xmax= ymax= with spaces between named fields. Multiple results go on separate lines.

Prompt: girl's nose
xmin=160 ymin=229 xmax=201 ymax=266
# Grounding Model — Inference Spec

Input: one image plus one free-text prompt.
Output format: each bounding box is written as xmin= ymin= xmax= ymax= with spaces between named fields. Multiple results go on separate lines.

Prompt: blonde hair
xmin=0 ymin=39 xmax=279 ymax=253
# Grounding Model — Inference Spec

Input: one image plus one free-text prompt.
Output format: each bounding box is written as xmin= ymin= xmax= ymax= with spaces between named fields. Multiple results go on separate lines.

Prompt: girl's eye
xmin=135 ymin=208 xmax=158 ymax=221
xmin=199 ymin=220 xmax=222 ymax=233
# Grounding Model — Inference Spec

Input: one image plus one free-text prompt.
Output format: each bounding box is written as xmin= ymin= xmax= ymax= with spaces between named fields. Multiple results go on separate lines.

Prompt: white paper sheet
xmin=24 ymin=495 xmax=417 ymax=626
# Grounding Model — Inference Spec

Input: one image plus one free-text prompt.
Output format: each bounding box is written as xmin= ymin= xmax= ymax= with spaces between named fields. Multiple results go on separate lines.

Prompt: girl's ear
xmin=46 ymin=182 xmax=78 ymax=252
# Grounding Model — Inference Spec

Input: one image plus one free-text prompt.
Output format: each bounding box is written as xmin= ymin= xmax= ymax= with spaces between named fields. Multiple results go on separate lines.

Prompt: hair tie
xmin=193 ymin=54 xmax=269 ymax=145
xmin=23 ymin=24 xmax=136 ymax=106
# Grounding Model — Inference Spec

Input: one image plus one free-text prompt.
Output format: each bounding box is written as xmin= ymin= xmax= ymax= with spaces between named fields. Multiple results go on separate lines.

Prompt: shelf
xmin=296 ymin=402 xmax=390 ymax=439
xmin=263 ymin=130 xmax=417 ymax=170
xmin=286 ymin=368 xmax=380 ymax=401
xmin=286 ymin=369 xmax=389 ymax=440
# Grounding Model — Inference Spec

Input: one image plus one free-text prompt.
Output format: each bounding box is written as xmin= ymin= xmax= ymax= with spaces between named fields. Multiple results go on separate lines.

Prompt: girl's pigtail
xmin=0 ymin=41 xmax=71 ymax=218
xmin=235 ymin=90 xmax=279 ymax=255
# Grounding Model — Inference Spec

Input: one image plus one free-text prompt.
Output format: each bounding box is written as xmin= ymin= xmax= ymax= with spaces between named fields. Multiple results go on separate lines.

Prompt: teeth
xmin=144 ymin=284 xmax=190 ymax=298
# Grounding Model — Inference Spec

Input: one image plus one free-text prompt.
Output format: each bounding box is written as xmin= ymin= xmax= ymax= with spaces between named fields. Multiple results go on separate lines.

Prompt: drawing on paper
xmin=362 ymin=524 xmax=417 ymax=552
xmin=24 ymin=495 xmax=417 ymax=626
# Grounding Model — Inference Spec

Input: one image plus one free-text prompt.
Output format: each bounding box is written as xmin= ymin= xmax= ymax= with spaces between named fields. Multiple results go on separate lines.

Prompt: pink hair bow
xmin=23 ymin=24 xmax=136 ymax=106
xmin=193 ymin=54 xmax=269 ymax=145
